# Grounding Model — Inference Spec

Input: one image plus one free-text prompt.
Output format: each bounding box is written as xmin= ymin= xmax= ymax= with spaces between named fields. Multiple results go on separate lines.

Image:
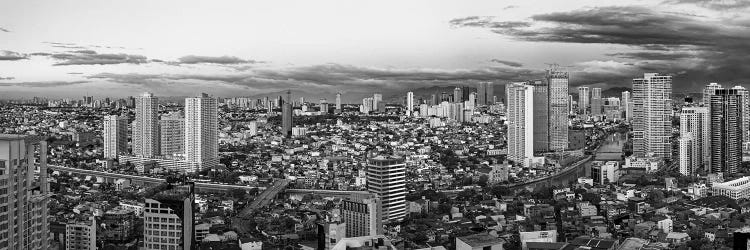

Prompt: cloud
xmin=664 ymin=0 xmax=750 ymax=10
xmin=490 ymin=59 xmax=523 ymax=67
xmin=0 ymin=27 xmax=9 ymax=32
xmin=0 ymin=77 xmax=14 ymax=80
xmin=88 ymin=63 xmax=541 ymax=95
xmin=0 ymin=50 xmax=28 ymax=60
xmin=450 ymin=6 xmax=750 ymax=91
xmin=0 ymin=81 xmax=88 ymax=88
xmin=177 ymin=55 xmax=260 ymax=65
xmin=39 ymin=50 xmax=149 ymax=66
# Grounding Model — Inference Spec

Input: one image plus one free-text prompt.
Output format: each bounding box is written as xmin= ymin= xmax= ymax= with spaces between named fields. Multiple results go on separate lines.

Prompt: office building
xmin=680 ymin=107 xmax=710 ymax=174
xmin=591 ymin=87 xmax=602 ymax=116
xmin=335 ymin=92 xmax=342 ymax=111
xmin=362 ymin=97 xmax=374 ymax=114
xmin=454 ymin=87 xmax=463 ymax=103
xmin=487 ymin=82 xmax=494 ymax=105
xmin=100 ymin=208 xmax=138 ymax=248
xmin=712 ymin=177 xmax=750 ymax=200
xmin=710 ymin=88 xmax=743 ymax=175
xmin=373 ymin=93 xmax=382 ymax=111
xmin=319 ymin=98 xmax=329 ymax=114
xmin=478 ymin=82 xmax=487 ymax=105
xmin=103 ymin=115 xmax=128 ymax=159
xmin=66 ymin=217 xmax=97 ymax=250
xmin=159 ymin=115 xmax=184 ymax=157
xmin=529 ymin=80 xmax=549 ymax=153
xmin=506 ymin=82 xmax=534 ymax=167
xmin=732 ymin=86 xmax=750 ymax=145
xmin=547 ymin=70 xmax=569 ymax=151
xmin=0 ymin=135 xmax=50 ymax=250
xmin=632 ymin=73 xmax=672 ymax=160
xmin=366 ymin=156 xmax=406 ymax=223
xmin=578 ymin=86 xmax=589 ymax=113
xmin=185 ymin=93 xmax=219 ymax=172
xmin=679 ymin=134 xmax=696 ymax=176
xmin=144 ymin=183 xmax=195 ymax=250
xmin=133 ymin=92 xmax=160 ymax=157
xmin=622 ymin=91 xmax=632 ymax=121
xmin=341 ymin=196 xmax=383 ymax=237
xmin=406 ymin=92 xmax=414 ymax=116
xmin=282 ymin=92 xmax=293 ymax=136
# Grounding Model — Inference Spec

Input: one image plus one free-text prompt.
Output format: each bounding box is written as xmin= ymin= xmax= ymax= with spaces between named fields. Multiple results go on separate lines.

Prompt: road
xmin=239 ymin=179 xmax=291 ymax=216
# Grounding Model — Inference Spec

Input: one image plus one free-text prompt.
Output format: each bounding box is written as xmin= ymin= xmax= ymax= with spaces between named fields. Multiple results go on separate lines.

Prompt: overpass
xmin=239 ymin=179 xmax=292 ymax=216
xmin=48 ymin=165 xmax=263 ymax=193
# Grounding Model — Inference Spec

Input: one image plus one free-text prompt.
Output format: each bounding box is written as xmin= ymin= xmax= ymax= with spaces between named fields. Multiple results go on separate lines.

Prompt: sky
xmin=1 ymin=0 xmax=749 ymax=101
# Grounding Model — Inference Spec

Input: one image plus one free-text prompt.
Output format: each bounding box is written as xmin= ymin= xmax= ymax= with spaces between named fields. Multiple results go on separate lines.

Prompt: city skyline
xmin=1 ymin=0 xmax=749 ymax=100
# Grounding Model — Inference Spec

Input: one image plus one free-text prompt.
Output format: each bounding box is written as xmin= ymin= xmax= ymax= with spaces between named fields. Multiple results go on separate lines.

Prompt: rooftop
xmin=457 ymin=233 xmax=504 ymax=247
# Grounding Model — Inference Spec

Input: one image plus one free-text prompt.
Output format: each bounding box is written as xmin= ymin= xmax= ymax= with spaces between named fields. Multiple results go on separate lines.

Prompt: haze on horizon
xmin=1 ymin=0 xmax=749 ymax=101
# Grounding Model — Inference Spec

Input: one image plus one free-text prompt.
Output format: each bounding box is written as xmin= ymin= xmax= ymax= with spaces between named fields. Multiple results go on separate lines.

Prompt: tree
xmin=229 ymin=188 xmax=246 ymax=200
xmin=478 ymin=175 xmax=489 ymax=187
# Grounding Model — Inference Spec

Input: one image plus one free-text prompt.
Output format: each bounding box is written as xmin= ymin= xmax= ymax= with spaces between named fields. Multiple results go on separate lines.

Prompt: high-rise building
xmin=486 ymin=82 xmax=494 ymax=105
xmin=633 ymin=73 xmax=672 ymax=160
xmin=282 ymin=91 xmax=293 ymax=136
xmin=0 ymin=135 xmax=50 ymax=250
xmin=529 ymin=80 xmax=549 ymax=153
xmin=406 ymin=92 xmax=414 ymax=116
xmin=454 ymin=87 xmax=463 ymax=103
xmin=366 ymin=156 xmax=406 ymax=223
xmin=341 ymin=196 xmax=383 ymax=237
xmin=506 ymin=82 xmax=534 ymax=167
xmin=319 ymin=98 xmax=329 ymax=114
xmin=547 ymin=70 xmax=569 ymax=151
xmin=159 ymin=115 xmax=185 ymax=157
xmin=373 ymin=93 xmax=382 ymax=111
xmin=704 ymin=82 xmax=723 ymax=105
xmin=680 ymin=107 xmax=710 ymax=175
xmin=185 ymin=93 xmax=219 ymax=172
xmin=103 ymin=115 xmax=128 ymax=159
xmin=362 ymin=97 xmax=374 ymax=114
xmin=431 ymin=94 xmax=437 ymax=106
xmin=100 ymin=208 xmax=138 ymax=248
xmin=144 ymin=183 xmax=195 ymax=250
xmin=710 ymin=88 xmax=743 ymax=175
xmin=478 ymin=82 xmax=487 ymax=105
xmin=133 ymin=92 xmax=159 ymax=157
xmin=679 ymin=134 xmax=697 ymax=176
xmin=622 ymin=91 xmax=632 ymax=121
xmin=336 ymin=92 xmax=342 ymax=111
xmin=591 ymin=87 xmax=602 ymax=116
xmin=732 ymin=86 xmax=750 ymax=145
xmin=578 ymin=86 xmax=589 ymax=113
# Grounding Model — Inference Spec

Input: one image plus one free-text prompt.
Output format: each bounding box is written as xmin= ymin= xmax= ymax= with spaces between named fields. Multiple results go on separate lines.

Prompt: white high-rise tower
xmin=506 ymin=82 xmax=534 ymax=167
xmin=103 ymin=115 xmax=128 ymax=159
xmin=185 ymin=93 xmax=219 ymax=172
xmin=633 ymin=73 xmax=672 ymax=160
xmin=134 ymin=92 xmax=159 ymax=157
xmin=406 ymin=92 xmax=414 ymax=116
xmin=680 ymin=106 xmax=710 ymax=175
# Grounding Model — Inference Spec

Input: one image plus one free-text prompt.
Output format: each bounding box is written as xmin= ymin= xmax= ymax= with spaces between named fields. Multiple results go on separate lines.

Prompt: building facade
xmin=133 ymin=92 xmax=160 ymax=157
xmin=143 ymin=183 xmax=195 ymax=250
xmin=341 ymin=197 xmax=383 ymax=237
xmin=632 ymin=73 xmax=672 ymax=160
xmin=710 ymin=88 xmax=743 ymax=175
xmin=159 ymin=116 xmax=184 ymax=157
xmin=103 ymin=115 xmax=128 ymax=159
xmin=680 ymin=106 xmax=710 ymax=175
xmin=184 ymin=93 xmax=219 ymax=172
xmin=366 ymin=156 xmax=406 ymax=223
xmin=506 ymin=82 xmax=534 ymax=167
xmin=547 ymin=70 xmax=569 ymax=151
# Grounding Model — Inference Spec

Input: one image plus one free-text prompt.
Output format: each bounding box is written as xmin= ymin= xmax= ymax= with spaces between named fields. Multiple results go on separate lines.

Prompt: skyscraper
xmin=431 ymin=94 xmax=437 ymax=106
xmin=680 ymin=107 xmax=710 ymax=175
xmin=506 ymin=82 xmax=534 ymax=167
xmin=373 ymin=93 xmax=382 ymax=111
xmin=633 ymin=73 xmax=672 ymax=160
xmin=185 ymin=93 xmax=219 ymax=172
xmin=529 ymin=80 xmax=549 ymax=153
xmin=578 ymin=86 xmax=589 ymax=113
xmin=454 ymin=87 xmax=463 ymax=103
xmin=282 ymin=91 xmax=293 ymax=137
xmin=159 ymin=115 xmax=185 ymax=157
xmin=591 ymin=87 xmax=602 ymax=116
xmin=0 ymin=135 xmax=50 ymax=250
xmin=622 ymin=91 xmax=632 ymax=121
xmin=133 ymin=92 xmax=159 ymax=157
xmin=319 ymin=98 xmax=329 ymax=114
xmin=547 ymin=70 xmax=569 ymax=151
xmin=103 ymin=115 xmax=128 ymax=159
xmin=710 ymin=89 xmax=743 ymax=175
xmin=477 ymin=82 xmax=487 ymax=105
xmin=406 ymin=92 xmax=414 ymax=116
xmin=703 ymin=82 xmax=723 ymax=105
xmin=732 ymin=86 xmax=750 ymax=145
xmin=336 ymin=92 xmax=342 ymax=111
xmin=486 ymin=82 xmax=494 ymax=105
xmin=144 ymin=183 xmax=195 ymax=250
xmin=366 ymin=156 xmax=406 ymax=223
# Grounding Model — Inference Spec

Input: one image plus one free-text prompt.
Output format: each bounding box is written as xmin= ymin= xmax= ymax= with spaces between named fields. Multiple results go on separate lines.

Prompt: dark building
xmin=282 ymin=91 xmax=293 ymax=137
xmin=99 ymin=209 xmax=138 ymax=249
xmin=710 ymin=88 xmax=743 ymax=175
xmin=529 ymin=79 xmax=549 ymax=153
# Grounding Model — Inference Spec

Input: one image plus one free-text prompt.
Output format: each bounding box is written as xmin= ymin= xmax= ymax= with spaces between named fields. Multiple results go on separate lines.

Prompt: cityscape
xmin=2 ymin=0 xmax=750 ymax=250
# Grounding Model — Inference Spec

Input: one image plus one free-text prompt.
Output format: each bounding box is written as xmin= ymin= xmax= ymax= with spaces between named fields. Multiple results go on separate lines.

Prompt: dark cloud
xmin=0 ymin=27 xmax=9 ymax=32
xmin=41 ymin=50 xmax=149 ymax=66
xmin=490 ymin=59 xmax=523 ymax=67
xmin=0 ymin=81 xmax=88 ymax=88
xmin=177 ymin=55 xmax=260 ymax=65
xmin=450 ymin=6 xmax=750 ymax=91
xmin=88 ymin=63 xmax=541 ymax=95
xmin=0 ymin=50 xmax=28 ymax=61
